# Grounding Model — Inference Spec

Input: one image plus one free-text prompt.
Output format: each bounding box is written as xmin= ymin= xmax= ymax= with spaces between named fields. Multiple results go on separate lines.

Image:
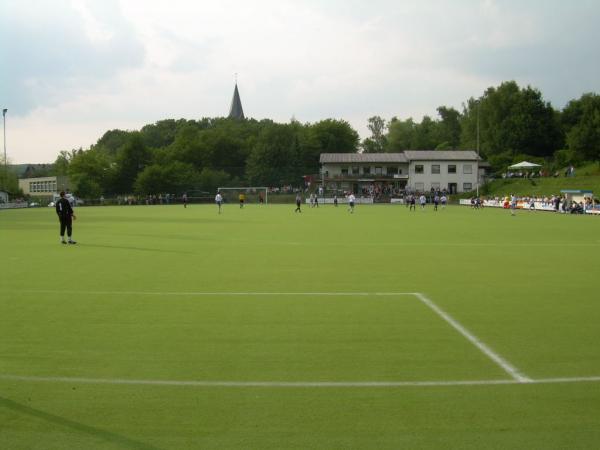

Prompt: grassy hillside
xmin=481 ymin=163 xmax=600 ymax=198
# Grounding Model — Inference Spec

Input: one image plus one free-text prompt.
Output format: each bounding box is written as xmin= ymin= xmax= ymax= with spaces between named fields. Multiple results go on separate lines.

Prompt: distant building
xmin=228 ymin=83 xmax=245 ymax=120
xmin=18 ymin=176 xmax=70 ymax=197
xmin=320 ymin=151 xmax=485 ymax=194
xmin=0 ymin=190 xmax=8 ymax=203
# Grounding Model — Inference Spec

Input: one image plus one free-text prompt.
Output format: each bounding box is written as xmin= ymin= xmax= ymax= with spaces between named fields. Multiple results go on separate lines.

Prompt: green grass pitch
xmin=1 ymin=203 xmax=599 ymax=449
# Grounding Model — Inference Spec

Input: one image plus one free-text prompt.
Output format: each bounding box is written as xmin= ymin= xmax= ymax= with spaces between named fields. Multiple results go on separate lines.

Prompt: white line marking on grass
xmin=7 ymin=291 xmax=533 ymax=384
xmin=1 ymin=374 xmax=599 ymax=388
xmin=15 ymin=290 xmax=418 ymax=297
xmin=413 ymin=292 xmax=532 ymax=383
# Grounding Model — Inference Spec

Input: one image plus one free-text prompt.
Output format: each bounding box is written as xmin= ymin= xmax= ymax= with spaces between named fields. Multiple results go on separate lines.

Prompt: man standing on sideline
xmin=182 ymin=193 xmax=188 ymax=208
xmin=55 ymin=191 xmax=76 ymax=244
xmin=215 ymin=191 xmax=223 ymax=214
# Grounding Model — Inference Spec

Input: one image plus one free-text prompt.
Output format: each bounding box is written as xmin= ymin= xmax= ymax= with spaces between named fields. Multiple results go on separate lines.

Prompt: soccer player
xmin=348 ymin=193 xmax=356 ymax=213
xmin=55 ymin=191 xmax=77 ymax=244
xmin=215 ymin=191 xmax=223 ymax=214
xmin=182 ymin=193 xmax=188 ymax=208
xmin=510 ymin=194 xmax=517 ymax=216
xmin=419 ymin=194 xmax=426 ymax=210
xmin=433 ymin=193 xmax=440 ymax=211
xmin=239 ymin=192 xmax=245 ymax=208
xmin=295 ymin=193 xmax=302 ymax=213
xmin=258 ymin=192 xmax=264 ymax=205
xmin=441 ymin=194 xmax=447 ymax=209
xmin=333 ymin=195 xmax=338 ymax=207
xmin=409 ymin=194 xmax=416 ymax=211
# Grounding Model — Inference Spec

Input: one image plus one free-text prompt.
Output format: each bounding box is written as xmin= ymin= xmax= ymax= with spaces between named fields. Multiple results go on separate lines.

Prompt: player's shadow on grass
xmin=0 ymin=396 xmax=163 ymax=450
xmin=81 ymin=243 xmax=195 ymax=255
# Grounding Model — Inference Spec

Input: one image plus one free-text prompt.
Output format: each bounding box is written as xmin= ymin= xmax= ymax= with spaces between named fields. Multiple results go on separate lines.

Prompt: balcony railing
xmin=324 ymin=174 xmax=408 ymax=180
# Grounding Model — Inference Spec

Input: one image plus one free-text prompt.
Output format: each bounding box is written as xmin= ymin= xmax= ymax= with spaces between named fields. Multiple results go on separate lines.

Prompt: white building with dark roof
xmin=320 ymin=151 xmax=485 ymax=194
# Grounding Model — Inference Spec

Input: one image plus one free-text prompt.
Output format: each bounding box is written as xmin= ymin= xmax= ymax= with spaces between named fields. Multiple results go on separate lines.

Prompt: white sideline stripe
xmin=15 ymin=290 xmax=418 ymax=297
xmin=1 ymin=374 xmax=599 ymax=388
xmin=413 ymin=293 xmax=532 ymax=383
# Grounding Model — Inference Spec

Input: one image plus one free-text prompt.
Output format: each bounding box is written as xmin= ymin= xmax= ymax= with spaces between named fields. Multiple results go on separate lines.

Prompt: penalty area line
xmin=414 ymin=292 xmax=532 ymax=383
xmin=1 ymin=374 xmax=599 ymax=388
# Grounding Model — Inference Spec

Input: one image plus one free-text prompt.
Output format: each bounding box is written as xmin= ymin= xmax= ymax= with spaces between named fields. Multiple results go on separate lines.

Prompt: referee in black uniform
xmin=55 ymin=191 xmax=77 ymax=244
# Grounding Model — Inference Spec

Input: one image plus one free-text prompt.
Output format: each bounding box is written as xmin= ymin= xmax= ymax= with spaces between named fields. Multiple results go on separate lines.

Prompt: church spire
xmin=228 ymin=77 xmax=245 ymax=120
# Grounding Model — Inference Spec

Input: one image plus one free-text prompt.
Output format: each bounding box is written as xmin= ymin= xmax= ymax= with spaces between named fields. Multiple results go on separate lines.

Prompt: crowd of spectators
xmin=502 ymin=165 xmax=576 ymax=179
xmin=482 ymin=194 xmax=598 ymax=214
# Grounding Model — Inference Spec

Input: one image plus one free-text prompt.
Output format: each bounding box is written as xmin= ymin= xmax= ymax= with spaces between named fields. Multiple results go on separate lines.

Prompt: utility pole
xmin=2 ymin=109 xmax=7 ymax=193
xmin=476 ymin=101 xmax=480 ymax=198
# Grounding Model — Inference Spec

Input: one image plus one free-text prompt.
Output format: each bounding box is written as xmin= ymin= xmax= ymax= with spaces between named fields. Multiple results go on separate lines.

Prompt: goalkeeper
xmin=55 ymin=191 xmax=77 ymax=244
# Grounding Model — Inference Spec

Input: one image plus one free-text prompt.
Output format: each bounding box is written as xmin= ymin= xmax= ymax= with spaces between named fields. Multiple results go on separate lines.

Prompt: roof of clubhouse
xmin=320 ymin=151 xmax=480 ymax=164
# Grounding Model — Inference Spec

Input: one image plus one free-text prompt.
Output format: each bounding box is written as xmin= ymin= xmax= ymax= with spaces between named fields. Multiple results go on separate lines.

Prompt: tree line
xmin=20 ymin=80 xmax=599 ymax=198
xmin=363 ymin=81 xmax=600 ymax=172
xmin=53 ymin=118 xmax=359 ymax=198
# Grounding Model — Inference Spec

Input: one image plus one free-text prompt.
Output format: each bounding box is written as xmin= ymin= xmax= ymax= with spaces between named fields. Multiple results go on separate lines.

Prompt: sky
xmin=1 ymin=0 xmax=599 ymax=163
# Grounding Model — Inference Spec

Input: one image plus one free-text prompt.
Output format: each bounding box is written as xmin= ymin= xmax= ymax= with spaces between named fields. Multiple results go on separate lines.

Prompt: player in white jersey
xmin=419 ymin=194 xmax=426 ymax=210
xmin=215 ymin=192 xmax=223 ymax=214
xmin=440 ymin=195 xmax=447 ymax=209
xmin=347 ymin=193 xmax=356 ymax=213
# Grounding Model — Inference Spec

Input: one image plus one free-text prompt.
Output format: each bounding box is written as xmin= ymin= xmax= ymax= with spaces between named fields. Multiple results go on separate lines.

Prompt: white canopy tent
xmin=508 ymin=161 xmax=542 ymax=169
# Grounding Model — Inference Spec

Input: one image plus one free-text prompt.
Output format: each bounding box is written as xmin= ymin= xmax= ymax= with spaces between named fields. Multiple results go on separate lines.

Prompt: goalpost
xmin=217 ymin=187 xmax=269 ymax=205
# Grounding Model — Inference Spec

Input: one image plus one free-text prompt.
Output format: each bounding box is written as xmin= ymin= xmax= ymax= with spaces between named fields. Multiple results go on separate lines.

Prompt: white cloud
xmin=2 ymin=0 xmax=599 ymax=162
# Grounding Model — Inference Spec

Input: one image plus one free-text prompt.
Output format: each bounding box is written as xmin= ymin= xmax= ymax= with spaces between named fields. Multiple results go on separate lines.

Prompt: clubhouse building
xmin=18 ymin=176 xmax=71 ymax=197
xmin=320 ymin=151 xmax=486 ymax=195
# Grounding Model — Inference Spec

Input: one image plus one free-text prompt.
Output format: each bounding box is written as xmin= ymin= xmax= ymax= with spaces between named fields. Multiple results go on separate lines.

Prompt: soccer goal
xmin=217 ymin=187 xmax=269 ymax=205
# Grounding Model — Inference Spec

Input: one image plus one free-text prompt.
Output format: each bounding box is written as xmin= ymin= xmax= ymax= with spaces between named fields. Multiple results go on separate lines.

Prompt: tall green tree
xmin=361 ymin=116 xmax=387 ymax=153
xmin=562 ymin=93 xmax=600 ymax=162
xmin=112 ymin=133 xmax=152 ymax=194
xmin=387 ymin=118 xmax=417 ymax=151
xmin=460 ymin=81 xmax=562 ymax=160
xmin=67 ymin=148 xmax=112 ymax=197
xmin=246 ymin=124 xmax=302 ymax=185
xmin=435 ymin=106 xmax=461 ymax=149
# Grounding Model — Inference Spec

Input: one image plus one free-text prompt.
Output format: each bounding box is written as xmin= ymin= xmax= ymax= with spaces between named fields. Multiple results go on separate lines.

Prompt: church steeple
xmin=228 ymin=78 xmax=245 ymax=120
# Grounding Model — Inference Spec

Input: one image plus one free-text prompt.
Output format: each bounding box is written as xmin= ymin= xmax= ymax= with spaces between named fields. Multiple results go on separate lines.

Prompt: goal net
xmin=217 ymin=187 xmax=269 ymax=205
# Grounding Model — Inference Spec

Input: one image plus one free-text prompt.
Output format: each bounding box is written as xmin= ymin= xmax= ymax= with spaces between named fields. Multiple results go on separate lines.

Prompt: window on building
xmin=431 ymin=164 xmax=440 ymax=174
xmin=341 ymin=168 xmax=349 ymax=176
xmin=386 ymin=166 xmax=397 ymax=175
xmin=414 ymin=182 xmax=425 ymax=192
xmin=352 ymin=166 xmax=359 ymax=175
xmin=431 ymin=182 xmax=441 ymax=191
xmin=448 ymin=165 xmax=457 ymax=174
xmin=463 ymin=182 xmax=473 ymax=191
xmin=363 ymin=167 xmax=371 ymax=175
xmin=415 ymin=165 xmax=424 ymax=174
xmin=463 ymin=164 xmax=472 ymax=174
xmin=375 ymin=167 xmax=382 ymax=175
